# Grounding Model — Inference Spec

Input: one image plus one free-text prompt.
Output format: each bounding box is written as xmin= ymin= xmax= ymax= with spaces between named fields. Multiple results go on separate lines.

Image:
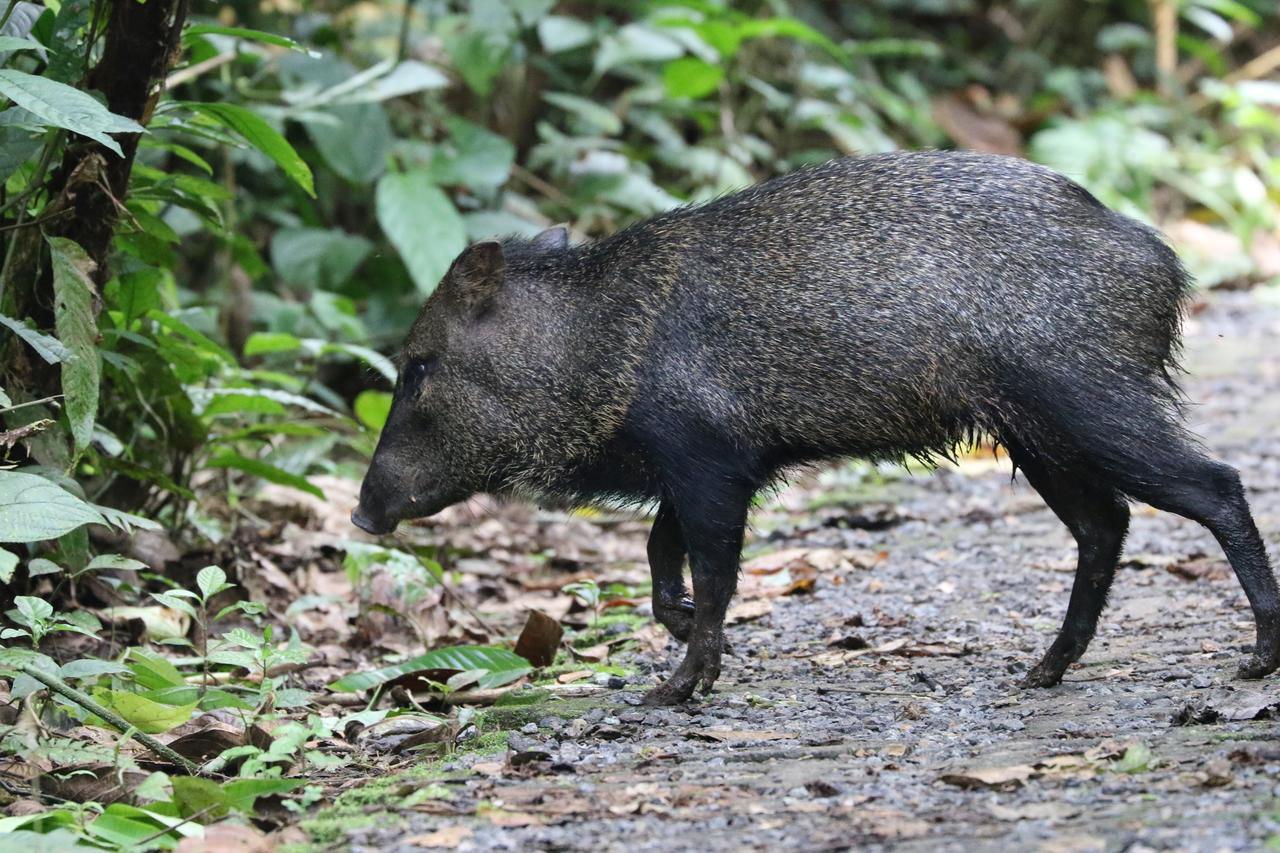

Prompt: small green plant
xmin=562 ymin=579 xmax=603 ymax=627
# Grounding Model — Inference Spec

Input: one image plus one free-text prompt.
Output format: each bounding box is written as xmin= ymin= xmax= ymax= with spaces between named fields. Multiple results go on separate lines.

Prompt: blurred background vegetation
xmin=1 ymin=0 xmax=1279 ymax=562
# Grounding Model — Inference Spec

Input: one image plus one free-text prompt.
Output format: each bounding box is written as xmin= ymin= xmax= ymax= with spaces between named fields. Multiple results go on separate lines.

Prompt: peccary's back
xmin=612 ymin=151 xmax=1190 ymax=461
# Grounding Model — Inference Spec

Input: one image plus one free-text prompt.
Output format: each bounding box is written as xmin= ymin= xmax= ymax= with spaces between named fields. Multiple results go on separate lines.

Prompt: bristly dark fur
xmin=356 ymin=150 xmax=1279 ymax=704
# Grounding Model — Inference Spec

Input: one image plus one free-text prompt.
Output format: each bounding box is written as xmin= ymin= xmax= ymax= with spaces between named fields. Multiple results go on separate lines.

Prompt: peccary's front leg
xmin=648 ymin=501 xmax=694 ymax=642
xmin=643 ymin=483 xmax=750 ymax=706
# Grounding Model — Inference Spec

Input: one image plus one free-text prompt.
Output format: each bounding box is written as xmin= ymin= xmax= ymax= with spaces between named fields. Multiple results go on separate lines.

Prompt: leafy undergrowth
xmin=0 ymin=483 xmax=663 ymax=850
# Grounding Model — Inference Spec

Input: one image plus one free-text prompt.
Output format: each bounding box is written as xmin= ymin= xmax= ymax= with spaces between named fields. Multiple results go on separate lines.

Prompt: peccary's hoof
xmin=642 ymin=636 xmax=723 ymax=705
xmin=1020 ymin=662 xmax=1066 ymax=689
xmin=642 ymin=675 xmax=699 ymax=706
xmin=1236 ymin=654 xmax=1280 ymax=680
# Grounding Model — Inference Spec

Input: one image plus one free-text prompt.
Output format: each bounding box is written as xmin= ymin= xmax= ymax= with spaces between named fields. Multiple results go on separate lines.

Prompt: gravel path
xmin=335 ymin=289 xmax=1280 ymax=852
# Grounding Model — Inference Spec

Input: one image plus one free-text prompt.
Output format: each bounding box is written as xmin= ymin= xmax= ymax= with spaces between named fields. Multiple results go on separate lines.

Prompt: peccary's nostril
xmin=351 ymin=505 xmax=396 ymax=535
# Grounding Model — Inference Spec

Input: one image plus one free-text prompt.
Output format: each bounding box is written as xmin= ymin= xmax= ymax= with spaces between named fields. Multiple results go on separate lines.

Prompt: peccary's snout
xmin=352 ymin=459 xmax=400 ymax=535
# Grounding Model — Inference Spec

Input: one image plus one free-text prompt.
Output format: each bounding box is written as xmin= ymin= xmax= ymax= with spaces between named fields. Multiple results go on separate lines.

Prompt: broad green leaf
xmin=95 ymin=688 xmax=197 ymax=733
xmin=663 ymin=56 xmax=724 ymax=99
xmin=537 ymin=15 xmax=594 ymax=53
xmin=26 ymin=557 xmax=60 ymax=577
xmin=244 ymin=331 xmax=302 ymax=356
xmin=298 ymin=60 xmax=448 ymax=107
xmin=0 ymin=312 xmax=72 ymax=363
xmin=206 ymin=451 xmax=325 ymax=498
xmin=305 ymin=103 xmax=391 ymax=184
xmin=542 ymin=91 xmax=623 ymax=135
xmin=0 ymin=387 xmax=9 ymax=409
xmin=94 ymin=504 xmax=162 ymax=534
xmin=328 ymin=645 xmax=533 ymax=693
xmin=184 ymin=102 xmax=314 ymax=196
xmin=270 ymin=227 xmax=373 ymax=289
xmin=196 ymin=565 xmax=229 ymax=599
xmin=14 ymin=595 xmax=52 ymax=627
xmin=47 ymin=237 xmax=100 ymax=452
xmin=86 ymin=805 xmax=176 ymax=848
xmin=170 ymin=776 xmax=233 ymax=820
xmin=375 ymin=170 xmax=467 ymax=296
xmin=0 ymin=70 xmax=142 ymax=155
xmin=0 ymin=36 xmax=45 ymax=58
xmin=445 ymin=29 xmax=510 ymax=96
xmin=594 ymin=23 xmax=684 ymax=76
xmin=84 ymin=554 xmax=147 ymax=572
xmin=184 ymin=24 xmax=302 ymax=50
xmin=0 ymin=470 xmax=106 ymax=542
xmin=222 ymin=778 xmax=305 ymax=812
xmin=316 ymin=341 xmax=396 ymax=384
xmin=125 ymin=648 xmax=186 ymax=690
xmin=199 ymin=392 xmax=287 ymax=418
xmin=0 ymin=546 xmax=16 ymax=584
xmin=354 ymin=390 xmax=392 ymax=432
xmin=425 ymin=116 xmax=515 ymax=190
xmin=105 ymin=267 xmax=166 ymax=326
xmin=59 ymin=658 xmax=129 ymax=680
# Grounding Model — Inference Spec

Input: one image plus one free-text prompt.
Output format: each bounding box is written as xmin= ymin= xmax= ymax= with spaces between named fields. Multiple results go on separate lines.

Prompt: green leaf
xmin=328 ymin=645 xmax=532 ymax=693
xmin=0 ymin=69 xmax=143 ymax=156
xmin=354 ymin=390 xmax=392 ymax=432
xmin=205 ymin=452 xmax=324 ymax=498
xmin=243 ymin=331 xmax=302 ymax=356
xmin=47 ymin=237 xmax=100 ymax=453
xmin=445 ymin=29 xmax=510 ymax=96
xmin=184 ymin=24 xmax=302 ymax=50
xmin=316 ymin=341 xmax=396 ymax=384
xmin=305 ymin=103 xmax=391 ymax=185
xmin=83 ymin=554 xmax=147 ymax=573
xmin=126 ymin=648 xmax=186 ymax=691
xmin=270 ymin=227 xmax=373 ymax=290
xmin=0 ymin=546 xmax=16 ymax=584
xmin=0 ymin=35 xmax=44 ymax=54
xmin=94 ymin=688 xmax=197 ymax=733
xmin=425 ymin=116 xmax=515 ymax=191
xmin=375 ymin=170 xmax=467 ymax=296
xmin=0 ymin=312 xmax=72 ymax=363
xmin=0 ymin=470 xmax=106 ymax=542
xmin=0 ymin=386 xmax=9 ymax=408
xmin=59 ymin=658 xmax=129 ymax=680
xmin=184 ymin=102 xmax=315 ymax=197
xmin=222 ymin=778 xmax=305 ymax=812
xmin=537 ymin=15 xmax=594 ymax=53
xmin=663 ymin=57 xmax=724 ymax=99
xmin=26 ymin=557 xmax=60 ymax=577
xmin=196 ymin=565 xmax=229 ymax=600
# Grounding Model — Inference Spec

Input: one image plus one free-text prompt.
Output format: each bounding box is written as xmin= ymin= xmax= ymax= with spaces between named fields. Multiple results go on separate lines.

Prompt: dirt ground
xmin=312 ymin=288 xmax=1280 ymax=852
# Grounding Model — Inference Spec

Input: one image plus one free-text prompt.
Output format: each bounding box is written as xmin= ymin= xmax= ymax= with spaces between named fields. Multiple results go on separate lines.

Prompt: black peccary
xmin=352 ymin=150 xmax=1280 ymax=705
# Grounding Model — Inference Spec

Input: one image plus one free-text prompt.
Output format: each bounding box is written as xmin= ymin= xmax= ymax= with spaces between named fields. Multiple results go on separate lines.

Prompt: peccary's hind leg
xmin=1106 ymin=442 xmax=1280 ymax=679
xmin=642 ymin=479 xmax=752 ymax=706
xmin=648 ymin=501 xmax=694 ymax=642
xmin=1009 ymin=443 xmax=1130 ymax=687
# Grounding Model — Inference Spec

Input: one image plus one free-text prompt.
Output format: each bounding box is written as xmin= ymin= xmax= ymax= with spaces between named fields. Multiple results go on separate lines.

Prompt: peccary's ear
xmin=531 ymin=224 xmax=569 ymax=251
xmin=446 ymin=240 xmax=505 ymax=313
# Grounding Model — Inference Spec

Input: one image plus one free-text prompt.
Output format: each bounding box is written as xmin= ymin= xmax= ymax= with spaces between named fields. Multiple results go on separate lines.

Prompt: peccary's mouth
xmin=350 ymin=505 xmax=398 ymax=536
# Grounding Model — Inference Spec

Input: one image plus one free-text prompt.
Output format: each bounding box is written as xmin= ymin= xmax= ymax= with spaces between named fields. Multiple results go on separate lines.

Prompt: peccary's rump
xmin=355 ymin=151 xmax=1279 ymax=706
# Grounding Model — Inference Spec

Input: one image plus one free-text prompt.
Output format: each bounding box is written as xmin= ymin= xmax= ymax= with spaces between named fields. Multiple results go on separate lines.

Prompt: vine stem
xmin=20 ymin=665 xmax=205 ymax=776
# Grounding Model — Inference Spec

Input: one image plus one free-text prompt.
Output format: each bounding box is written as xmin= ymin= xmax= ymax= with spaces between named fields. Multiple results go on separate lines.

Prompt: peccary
xmin=352 ymin=151 xmax=1280 ymax=705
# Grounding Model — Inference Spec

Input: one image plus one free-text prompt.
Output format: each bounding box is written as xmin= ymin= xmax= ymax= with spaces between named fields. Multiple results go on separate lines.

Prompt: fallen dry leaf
xmin=569 ymin=643 xmax=610 ymax=662
xmin=513 ymin=610 xmax=563 ymax=668
xmin=687 ymin=729 xmax=794 ymax=743
xmin=556 ymin=670 xmax=594 ymax=684
xmin=727 ymin=599 xmax=773 ymax=624
xmin=940 ymin=764 xmax=1037 ymax=790
xmin=176 ymin=823 xmax=273 ymax=853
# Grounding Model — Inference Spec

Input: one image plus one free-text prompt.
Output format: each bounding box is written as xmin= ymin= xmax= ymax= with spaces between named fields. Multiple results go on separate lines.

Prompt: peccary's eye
xmin=399 ymin=357 xmax=437 ymax=396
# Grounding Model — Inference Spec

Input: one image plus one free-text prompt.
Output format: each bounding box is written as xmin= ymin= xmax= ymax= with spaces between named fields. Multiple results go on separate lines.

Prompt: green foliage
xmin=329 ymin=645 xmax=534 ymax=693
